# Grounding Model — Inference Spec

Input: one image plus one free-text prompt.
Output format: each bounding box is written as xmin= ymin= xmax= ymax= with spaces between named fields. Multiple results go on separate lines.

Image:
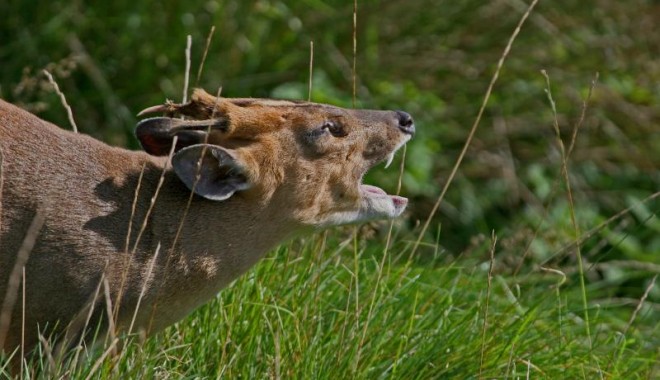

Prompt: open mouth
xmin=358 ymin=136 xmax=411 ymax=220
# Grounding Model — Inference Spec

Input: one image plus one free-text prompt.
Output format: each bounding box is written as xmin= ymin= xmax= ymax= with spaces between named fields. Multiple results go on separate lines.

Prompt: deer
xmin=0 ymin=88 xmax=414 ymax=358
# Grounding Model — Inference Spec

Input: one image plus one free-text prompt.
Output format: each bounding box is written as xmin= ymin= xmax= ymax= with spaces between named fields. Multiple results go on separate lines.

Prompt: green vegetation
xmin=1 ymin=0 xmax=658 ymax=378
xmin=9 ymin=238 xmax=660 ymax=378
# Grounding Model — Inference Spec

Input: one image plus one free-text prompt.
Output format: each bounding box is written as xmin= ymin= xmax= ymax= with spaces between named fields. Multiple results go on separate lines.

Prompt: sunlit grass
xmin=6 ymin=229 xmax=657 ymax=378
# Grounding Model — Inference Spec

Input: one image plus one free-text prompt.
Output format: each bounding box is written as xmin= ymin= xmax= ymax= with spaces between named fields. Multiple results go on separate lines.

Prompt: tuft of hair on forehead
xmin=229 ymin=98 xmax=311 ymax=108
xmin=191 ymin=88 xmax=332 ymax=110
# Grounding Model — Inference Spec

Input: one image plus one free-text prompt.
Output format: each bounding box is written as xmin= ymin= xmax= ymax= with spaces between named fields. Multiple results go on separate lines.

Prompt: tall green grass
xmin=4 ymin=230 xmax=657 ymax=378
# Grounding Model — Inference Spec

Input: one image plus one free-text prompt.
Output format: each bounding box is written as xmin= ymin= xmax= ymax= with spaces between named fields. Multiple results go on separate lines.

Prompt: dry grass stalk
xmin=567 ymin=72 xmax=599 ymax=157
xmin=541 ymin=69 xmax=592 ymax=348
xmin=20 ymin=268 xmax=25 ymax=379
xmin=623 ymin=274 xmax=657 ymax=336
xmin=352 ymin=0 xmax=357 ymax=107
xmin=124 ymin=163 xmax=147 ymax=254
xmin=0 ymin=149 xmax=4 ymax=250
xmin=0 ymin=208 xmax=46 ymax=349
xmin=609 ymin=274 xmax=658 ymax=371
xmin=128 ymin=243 xmax=161 ymax=336
xmin=308 ymin=41 xmax=314 ymax=101
xmin=147 ymin=86 xmax=223 ymax=332
xmin=131 ymin=136 xmax=178 ymax=256
xmin=539 ymin=266 xmax=567 ymax=341
xmin=43 ymin=70 xmax=78 ymax=133
xmin=514 ymin=72 xmax=599 ymax=275
xmin=183 ymin=35 xmax=192 ymax=104
xmin=544 ymin=190 xmax=660 ymax=264
xmin=101 ymin=277 xmax=117 ymax=355
xmin=67 ymin=267 xmax=106 ymax=373
xmin=112 ymin=163 xmax=147 ymax=325
xmin=83 ymin=337 xmax=119 ymax=380
xmin=196 ymin=26 xmax=216 ymax=86
xmin=385 ymin=144 xmax=407 ymax=256
xmin=167 ymin=87 xmax=223 ymax=259
xmin=112 ymin=163 xmax=147 ymax=326
xmin=411 ymin=0 xmax=540 ymax=256
xmin=357 ymin=144 xmax=408 ymax=368
xmin=110 ymin=136 xmax=177 ymax=328
xmin=37 ymin=334 xmax=56 ymax=375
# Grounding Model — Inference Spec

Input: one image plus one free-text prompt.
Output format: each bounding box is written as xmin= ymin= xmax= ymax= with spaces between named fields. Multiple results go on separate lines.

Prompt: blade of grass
xmin=541 ymin=69 xmax=591 ymax=349
xmin=392 ymin=289 xmax=419 ymax=376
xmin=479 ymin=231 xmax=497 ymax=378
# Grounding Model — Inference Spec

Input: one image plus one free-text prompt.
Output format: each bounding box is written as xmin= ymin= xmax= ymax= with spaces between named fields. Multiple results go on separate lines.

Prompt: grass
xmin=5 ymin=230 xmax=657 ymax=378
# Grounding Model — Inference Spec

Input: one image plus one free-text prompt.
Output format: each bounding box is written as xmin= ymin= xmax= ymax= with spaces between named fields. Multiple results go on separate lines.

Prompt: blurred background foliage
xmin=1 ymin=1 xmax=658 ymax=298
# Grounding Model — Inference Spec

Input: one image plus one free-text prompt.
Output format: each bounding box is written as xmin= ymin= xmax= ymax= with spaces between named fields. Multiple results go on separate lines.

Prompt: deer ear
xmin=136 ymin=117 xmax=228 ymax=156
xmin=172 ymin=144 xmax=251 ymax=201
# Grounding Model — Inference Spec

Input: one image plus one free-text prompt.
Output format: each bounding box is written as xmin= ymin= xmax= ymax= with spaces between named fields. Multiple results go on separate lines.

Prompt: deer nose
xmin=396 ymin=110 xmax=415 ymax=136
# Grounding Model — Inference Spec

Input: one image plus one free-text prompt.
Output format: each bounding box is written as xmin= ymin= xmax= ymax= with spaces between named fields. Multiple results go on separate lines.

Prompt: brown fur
xmin=0 ymin=89 xmax=413 ymax=356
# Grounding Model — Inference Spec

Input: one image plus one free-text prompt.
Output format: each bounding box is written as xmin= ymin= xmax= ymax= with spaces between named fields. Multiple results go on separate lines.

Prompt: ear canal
xmin=136 ymin=117 xmax=228 ymax=156
xmin=172 ymin=144 xmax=251 ymax=201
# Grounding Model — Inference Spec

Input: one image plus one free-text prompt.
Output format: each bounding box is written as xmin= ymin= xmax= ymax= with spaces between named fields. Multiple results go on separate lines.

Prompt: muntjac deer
xmin=0 ymin=89 xmax=414 ymax=356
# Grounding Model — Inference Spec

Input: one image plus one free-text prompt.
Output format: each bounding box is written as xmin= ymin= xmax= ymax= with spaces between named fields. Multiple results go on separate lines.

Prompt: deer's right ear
xmin=136 ymin=117 xmax=228 ymax=156
xmin=171 ymin=144 xmax=251 ymax=201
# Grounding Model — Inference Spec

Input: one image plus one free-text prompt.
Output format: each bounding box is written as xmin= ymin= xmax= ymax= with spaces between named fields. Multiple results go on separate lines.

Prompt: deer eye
xmin=322 ymin=121 xmax=347 ymax=137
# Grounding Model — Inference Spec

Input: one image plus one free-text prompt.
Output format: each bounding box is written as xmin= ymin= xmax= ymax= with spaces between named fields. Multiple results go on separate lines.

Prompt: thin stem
xmin=411 ymin=0 xmax=540 ymax=255
xmin=541 ymin=69 xmax=591 ymax=348
xmin=308 ymin=41 xmax=314 ymax=101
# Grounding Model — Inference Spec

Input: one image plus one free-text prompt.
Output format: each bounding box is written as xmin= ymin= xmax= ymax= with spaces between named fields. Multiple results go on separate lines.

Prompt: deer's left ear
xmin=172 ymin=144 xmax=251 ymax=201
xmin=135 ymin=117 xmax=228 ymax=156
